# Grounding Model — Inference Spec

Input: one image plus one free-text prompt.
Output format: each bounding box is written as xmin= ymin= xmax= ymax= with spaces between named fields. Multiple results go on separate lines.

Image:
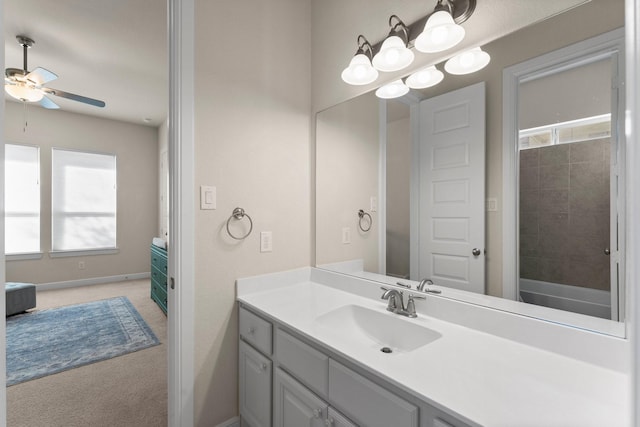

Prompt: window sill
xmin=49 ymin=248 xmax=119 ymax=258
xmin=6 ymin=252 xmax=44 ymax=261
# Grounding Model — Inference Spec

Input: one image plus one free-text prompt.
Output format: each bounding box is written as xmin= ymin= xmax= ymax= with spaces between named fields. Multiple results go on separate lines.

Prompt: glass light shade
xmin=375 ymin=79 xmax=410 ymax=99
xmin=372 ymin=36 xmax=415 ymax=72
xmin=341 ymin=54 xmax=379 ymax=85
xmin=5 ymin=83 xmax=44 ymax=102
xmin=414 ymin=10 xmax=465 ymax=53
xmin=406 ymin=66 xmax=444 ymax=89
xmin=444 ymin=47 xmax=491 ymax=75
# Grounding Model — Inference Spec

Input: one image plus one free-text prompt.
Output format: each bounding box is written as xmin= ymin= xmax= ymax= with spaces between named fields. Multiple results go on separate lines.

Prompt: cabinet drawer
xmin=240 ymin=307 xmax=273 ymax=356
xmin=275 ymin=328 xmax=329 ymax=397
xmin=329 ymin=359 xmax=418 ymax=427
xmin=151 ymin=265 xmax=167 ymax=288
xmin=151 ymin=246 xmax=168 ymax=273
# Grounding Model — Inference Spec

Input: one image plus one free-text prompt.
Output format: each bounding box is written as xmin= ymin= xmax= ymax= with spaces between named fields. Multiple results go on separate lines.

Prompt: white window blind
xmin=5 ymin=144 xmax=40 ymax=254
xmin=52 ymin=149 xmax=117 ymax=251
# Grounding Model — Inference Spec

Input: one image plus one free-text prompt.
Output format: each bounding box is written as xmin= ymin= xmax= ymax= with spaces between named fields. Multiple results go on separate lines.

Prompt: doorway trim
xmin=168 ymin=0 xmax=195 ymax=425
xmin=502 ymin=28 xmax=625 ymax=303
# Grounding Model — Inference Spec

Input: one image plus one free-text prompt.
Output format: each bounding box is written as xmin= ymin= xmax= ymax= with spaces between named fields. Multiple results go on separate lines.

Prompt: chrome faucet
xmin=381 ymin=288 xmax=403 ymax=313
xmin=417 ymin=278 xmax=441 ymax=294
xmin=380 ymin=287 xmax=425 ymax=318
xmin=417 ymin=278 xmax=433 ymax=291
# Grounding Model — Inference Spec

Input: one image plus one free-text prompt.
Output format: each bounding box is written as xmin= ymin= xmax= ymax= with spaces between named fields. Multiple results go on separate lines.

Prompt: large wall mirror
xmin=315 ymin=0 xmax=626 ymax=337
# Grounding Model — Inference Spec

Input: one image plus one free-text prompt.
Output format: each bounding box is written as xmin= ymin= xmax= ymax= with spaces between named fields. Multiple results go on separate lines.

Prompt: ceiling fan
xmin=4 ymin=35 xmax=106 ymax=109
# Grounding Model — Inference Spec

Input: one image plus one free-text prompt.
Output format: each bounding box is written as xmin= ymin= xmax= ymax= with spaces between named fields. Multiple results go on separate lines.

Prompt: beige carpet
xmin=7 ymin=279 xmax=168 ymax=427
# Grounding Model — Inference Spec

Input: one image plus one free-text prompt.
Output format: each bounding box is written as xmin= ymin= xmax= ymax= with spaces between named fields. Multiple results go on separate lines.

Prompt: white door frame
xmin=502 ymin=28 xmax=625 ymax=302
xmin=168 ymin=0 xmax=195 ymax=425
xmin=625 ymin=0 xmax=640 ymax=422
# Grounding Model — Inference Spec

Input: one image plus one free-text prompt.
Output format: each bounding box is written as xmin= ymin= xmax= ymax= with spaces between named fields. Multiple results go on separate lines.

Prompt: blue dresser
xmin=150 ymin=244 xmax=168 ymax=315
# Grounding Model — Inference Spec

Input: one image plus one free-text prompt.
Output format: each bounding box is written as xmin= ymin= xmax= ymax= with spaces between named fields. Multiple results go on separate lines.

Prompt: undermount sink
xmin=314 ymin=304 xmax=441 ymax=353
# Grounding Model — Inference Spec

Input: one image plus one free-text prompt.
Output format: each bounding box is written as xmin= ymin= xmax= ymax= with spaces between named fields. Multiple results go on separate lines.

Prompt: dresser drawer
xmin=151 ymin=265 xmax=167 ymax=288
xmin=275 ymin=328 xmax=329 ymax=397
xmin=150 ymin=245 xmax=168 ymax=273
xmin=239 ymin=307 xmax=273 ymax=356
xmin=329 ymin=359 xmax=418 ymax=427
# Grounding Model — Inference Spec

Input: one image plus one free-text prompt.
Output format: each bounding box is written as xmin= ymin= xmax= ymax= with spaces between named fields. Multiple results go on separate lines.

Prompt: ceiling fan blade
xmin=39 ymin=95 xmax=60 ymax=109
xmin=42 ymin=87 xmax=105 ymax=108
xmin=26 ymin=67 xmax=58 ymax=86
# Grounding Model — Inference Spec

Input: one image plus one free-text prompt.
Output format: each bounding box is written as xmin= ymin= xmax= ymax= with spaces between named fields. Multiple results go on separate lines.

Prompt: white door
xmin=417 ymin=82 xmax=485 ymax=293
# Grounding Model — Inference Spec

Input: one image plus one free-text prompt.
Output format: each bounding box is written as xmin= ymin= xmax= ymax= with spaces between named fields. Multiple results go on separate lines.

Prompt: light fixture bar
xmin=368 ymin=0 xmax=476 ymax=55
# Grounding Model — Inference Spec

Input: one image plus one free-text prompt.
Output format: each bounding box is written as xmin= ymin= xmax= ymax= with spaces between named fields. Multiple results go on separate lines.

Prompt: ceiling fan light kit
xmin=4 ymin=35 xmax=106 ymax=110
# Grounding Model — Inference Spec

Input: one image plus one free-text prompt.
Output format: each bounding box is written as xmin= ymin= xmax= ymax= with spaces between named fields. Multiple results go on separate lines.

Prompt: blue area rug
xmin=6 ymin=296 xmax=159 ymax=386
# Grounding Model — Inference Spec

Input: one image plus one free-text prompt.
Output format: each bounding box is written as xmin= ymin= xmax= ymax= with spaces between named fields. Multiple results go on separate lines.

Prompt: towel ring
xmin=358 ymin=209 xmax=372 ymax=232
xmin=226 ymin=207 xmax=253 ymax=240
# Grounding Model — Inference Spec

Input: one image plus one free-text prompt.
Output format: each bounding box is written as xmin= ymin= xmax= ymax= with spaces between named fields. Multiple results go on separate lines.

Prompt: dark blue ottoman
xmin=5 ymin=282 xmax=36 ymax=316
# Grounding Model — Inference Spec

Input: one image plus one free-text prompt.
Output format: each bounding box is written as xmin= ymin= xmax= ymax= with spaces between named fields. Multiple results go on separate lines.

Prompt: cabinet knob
xmin=313 ymin=408 xmax=322 ymax=418
xmin=325 ymin=417 xmax=334 ymax=426
xmin=260 ymin=363 xmax=267 ymax=371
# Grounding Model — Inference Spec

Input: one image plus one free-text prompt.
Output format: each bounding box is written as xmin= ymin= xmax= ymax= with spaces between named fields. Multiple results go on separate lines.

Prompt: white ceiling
xmin=4 ymin=0 xmax=168 ymax=127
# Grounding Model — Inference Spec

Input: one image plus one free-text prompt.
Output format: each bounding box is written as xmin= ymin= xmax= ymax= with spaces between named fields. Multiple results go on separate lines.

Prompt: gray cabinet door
xmin=327 ymin=407 xmax=357 ymax=427
xmin=239 ymin=340 xmax=272 ymax=427
xmin=274 ymin=368 xmax=327 ymax=427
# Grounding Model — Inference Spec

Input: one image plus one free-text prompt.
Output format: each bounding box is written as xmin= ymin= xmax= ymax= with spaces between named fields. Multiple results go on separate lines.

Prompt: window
xmin=52 ymin=149 xmax=117 ymax=252
xmin=519 ymin=114 xmax=611 ymax=149
xmin=5 ymin=144 xmax=40 ymax=254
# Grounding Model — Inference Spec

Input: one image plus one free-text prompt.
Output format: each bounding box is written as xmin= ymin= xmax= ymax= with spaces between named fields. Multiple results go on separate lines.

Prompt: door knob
xmin=472 ymin=248 xmax=482 ymax=257
xmin=604 ymin=248 xmax=611 ymax=256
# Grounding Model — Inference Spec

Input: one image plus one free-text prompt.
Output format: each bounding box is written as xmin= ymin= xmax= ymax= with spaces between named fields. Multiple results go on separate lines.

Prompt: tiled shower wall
xmin=519 ymin=138 xmax=611 ymax=291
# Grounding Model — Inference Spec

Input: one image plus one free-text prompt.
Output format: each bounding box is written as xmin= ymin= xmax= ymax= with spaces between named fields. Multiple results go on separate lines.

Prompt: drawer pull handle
xmin=313 ymin=409 xmax=322 ymax=418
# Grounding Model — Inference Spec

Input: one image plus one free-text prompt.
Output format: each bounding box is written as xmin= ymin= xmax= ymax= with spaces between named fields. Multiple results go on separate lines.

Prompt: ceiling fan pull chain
xmin=23 ymin=102 xmax=28 ymax=133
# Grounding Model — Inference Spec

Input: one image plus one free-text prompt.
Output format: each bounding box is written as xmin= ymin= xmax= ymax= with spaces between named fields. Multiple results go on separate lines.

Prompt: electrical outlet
xmin=486 ymin=198 xmax=498 ymax=212
xmin=342 ymin=227 xmax=351 ymax=244
xmin=78 ymin=261 xmax=86 ymax=270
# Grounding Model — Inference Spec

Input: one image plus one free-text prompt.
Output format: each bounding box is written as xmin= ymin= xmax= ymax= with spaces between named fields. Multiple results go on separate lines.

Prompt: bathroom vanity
xmin=237 ymin=267 xmax=628 ymax=427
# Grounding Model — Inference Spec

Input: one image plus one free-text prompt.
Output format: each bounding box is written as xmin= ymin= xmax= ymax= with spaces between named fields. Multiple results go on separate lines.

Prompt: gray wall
xmin=5 ymin=101 xmax=158 ymax=284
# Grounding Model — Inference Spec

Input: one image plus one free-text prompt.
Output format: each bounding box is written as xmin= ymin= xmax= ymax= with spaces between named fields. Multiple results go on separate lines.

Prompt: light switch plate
xmin=260 ymin=231 xmax=273 ymax=252
xmin=200 ymin=185 xmax=216 ymax=210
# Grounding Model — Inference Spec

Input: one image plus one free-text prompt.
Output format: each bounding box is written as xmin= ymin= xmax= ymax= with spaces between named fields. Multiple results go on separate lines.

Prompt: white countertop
xmin=237 ymin=268 xmax=630 ymax=427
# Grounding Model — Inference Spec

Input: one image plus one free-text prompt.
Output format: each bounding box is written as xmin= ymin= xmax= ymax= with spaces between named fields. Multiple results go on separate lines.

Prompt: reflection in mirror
xmin=386 ymin=102 xmax=411 ymax=279
xmin=516 ymin=38 xmax=623 ymax=321
xmin=315 ymin=0 xmax=626 ymax=334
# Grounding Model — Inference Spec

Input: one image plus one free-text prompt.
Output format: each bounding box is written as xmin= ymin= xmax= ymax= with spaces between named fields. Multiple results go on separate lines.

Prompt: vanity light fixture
xmin=375 ymin=79 xmax=410 ymax=99
xmin=415 ymin=0 xmax=466 ymax=53
xmin=444 ymin=46 xmax=490 ymax=75
xmin=372 ymin=15 xmax=414 ymax=72
xmin=406 ymin=65 xmax=444 ymax=89
xmin=341 ymin=35 xmax=379 ymax=85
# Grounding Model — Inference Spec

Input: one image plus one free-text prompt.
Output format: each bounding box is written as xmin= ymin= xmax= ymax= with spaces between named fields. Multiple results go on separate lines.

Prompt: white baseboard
xmin=36 ymin=272 xmax=151 ymax=291
xmin=215 ymin=416 xmax=240 ymax=427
